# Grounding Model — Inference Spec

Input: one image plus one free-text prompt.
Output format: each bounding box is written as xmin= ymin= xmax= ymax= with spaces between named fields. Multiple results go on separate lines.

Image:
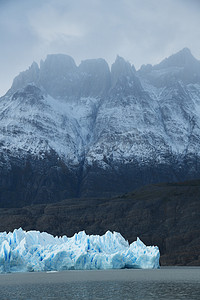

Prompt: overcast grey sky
xmin=0 ymin=0 xmax=200 ymax=96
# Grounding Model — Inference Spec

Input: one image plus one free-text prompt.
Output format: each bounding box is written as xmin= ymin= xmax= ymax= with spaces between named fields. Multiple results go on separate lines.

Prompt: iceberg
xmin=0 ymin=228 xmax=160 ymax=273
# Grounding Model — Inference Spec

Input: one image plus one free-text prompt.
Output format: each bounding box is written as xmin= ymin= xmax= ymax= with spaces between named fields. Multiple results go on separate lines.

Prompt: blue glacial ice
xmin=0 ymin=228 xmax=160 ymax=273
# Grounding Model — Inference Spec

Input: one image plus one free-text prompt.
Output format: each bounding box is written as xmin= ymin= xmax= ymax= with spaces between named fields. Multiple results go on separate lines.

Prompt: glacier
xmin=0 ymin=228 xmax=160 ymax=273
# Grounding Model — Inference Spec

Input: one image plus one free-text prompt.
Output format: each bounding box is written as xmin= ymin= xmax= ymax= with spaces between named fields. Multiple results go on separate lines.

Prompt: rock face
xmin=0 ymin=180 xmax=199 ymax=266
xmin=1 ymin=49 xmax=200 ymax=206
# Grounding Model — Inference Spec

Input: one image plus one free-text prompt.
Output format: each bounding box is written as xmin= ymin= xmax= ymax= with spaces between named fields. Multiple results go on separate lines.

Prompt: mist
xmin=0 ymin=0 xmax=200 ymax=96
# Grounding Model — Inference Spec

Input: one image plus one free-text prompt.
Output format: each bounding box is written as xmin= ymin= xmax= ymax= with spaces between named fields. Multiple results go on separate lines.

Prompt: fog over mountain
xmin=0 ymin=0 xmax=200 ymax=96
xmin=1 ymin=48 xmax=200 ymax=206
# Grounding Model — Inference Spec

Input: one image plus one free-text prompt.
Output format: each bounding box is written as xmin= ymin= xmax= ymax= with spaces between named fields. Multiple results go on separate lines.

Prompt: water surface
xmin=0 ymin=267 xmax=199 ymax=299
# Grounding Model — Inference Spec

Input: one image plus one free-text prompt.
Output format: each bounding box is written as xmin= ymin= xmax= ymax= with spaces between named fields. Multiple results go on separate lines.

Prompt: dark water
xmin=0 ymin=268 xmax=199 ymax=300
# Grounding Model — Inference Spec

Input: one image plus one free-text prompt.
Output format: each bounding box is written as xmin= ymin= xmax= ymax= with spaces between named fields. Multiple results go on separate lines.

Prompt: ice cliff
xmin=0 ymin=228 xmax=160 ymax=273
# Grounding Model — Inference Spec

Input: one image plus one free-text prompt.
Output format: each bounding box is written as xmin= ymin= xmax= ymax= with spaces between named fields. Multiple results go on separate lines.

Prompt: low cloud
xmin=0 ymin=0 xmax=200 ymax=96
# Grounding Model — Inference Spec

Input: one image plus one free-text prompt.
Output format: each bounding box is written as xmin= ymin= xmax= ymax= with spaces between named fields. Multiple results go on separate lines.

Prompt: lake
xmin=0 ymin=267 xmax=199 ymax=299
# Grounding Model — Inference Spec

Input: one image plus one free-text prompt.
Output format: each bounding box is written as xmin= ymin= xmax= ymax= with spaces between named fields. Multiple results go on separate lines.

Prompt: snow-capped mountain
xmin=1 ymin=48 xmax=200 ymax=207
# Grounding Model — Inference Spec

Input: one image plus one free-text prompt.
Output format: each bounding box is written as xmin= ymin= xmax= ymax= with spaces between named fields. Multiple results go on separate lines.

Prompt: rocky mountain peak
xmin=138 ymin=64 xmax=153 ymax=75
xmin=111 ymin=56 xmax=133 ymax=86
xmin=78 ymin=58 xmax=111 ymax=96
xmin=1 ymin=49 xmax=200 ymax=207
xmin=110 ymin=56 xmax=142 ymax=96
xmin=39 ymin=54 xmax=78 ymax=98
xmin=11 ymin=61 xmax=40 ymax=93
xmin=40 ymin=54 xmax=77 ymax=74
xmin=138 ymin=48 xmax=200 ymax=86
xmin=154 ymin=47 xmax=197 ymax=70
xmin=79 ymin=58 xmax=109 ymax=74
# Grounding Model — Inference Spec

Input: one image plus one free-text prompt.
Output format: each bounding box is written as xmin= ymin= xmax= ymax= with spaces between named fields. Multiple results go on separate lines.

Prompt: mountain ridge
xmin=1 ymin=48 xmax=200 ymax=206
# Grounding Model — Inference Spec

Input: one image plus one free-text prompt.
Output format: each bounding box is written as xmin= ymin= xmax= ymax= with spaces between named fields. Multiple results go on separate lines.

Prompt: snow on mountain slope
xmin=1 ymin=49 xmax=200 ymax=204
xmin=138 ymin=49 xmax=200 ymax=157
xmin=86 ymin=51 xmax=200 ymax=168
xmin=0 ymin=85 xmax=101 ymax=167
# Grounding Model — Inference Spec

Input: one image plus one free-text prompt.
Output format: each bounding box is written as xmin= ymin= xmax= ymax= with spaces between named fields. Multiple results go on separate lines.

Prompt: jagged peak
xmin=115 ymin=55 xmax=126 ymax=62
xmin=111 ymin=55 xmax=134 ymax=87
xmin=43 ymin=53 xmax=76 ymax=62
xmin=132 ymin=64 xmax=136 ymax=73
xmin=78 ymin=58 xmax=111 ymax=97
xmin=79 ymin=58 xmax=110 ymax=73
xmin=113 ymin=55 xmax=132 ymax=68
xmin=114 ymin=55 xmax=136 ymax=72
xmin=12 ymin=84 xmax=43 ymax=101
xmin=179 ymin=47 xmax=192 ymax=55
xmin=155 ymin=48 xmax=197 ymax=70
xmin=168 ymin=47 xmax=195 ymax=61
xmin=30 ymin=61 xmax=39 ymax=71
xmin=40 ymin=54 xmax=77 ymax=72
xmin=11 ymin=61 xmax=40 ymax=92
xmin=138 ymin=64 xmax=153 ymax=74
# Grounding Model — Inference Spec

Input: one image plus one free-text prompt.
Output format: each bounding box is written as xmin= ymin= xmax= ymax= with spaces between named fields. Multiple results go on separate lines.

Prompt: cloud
xmin=0 ymin=0 xmax=200 ymax=96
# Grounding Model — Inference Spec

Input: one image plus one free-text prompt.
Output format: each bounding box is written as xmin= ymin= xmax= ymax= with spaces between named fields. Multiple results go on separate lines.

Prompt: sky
xmin=0 ymin=0 xmax=200 ymax=96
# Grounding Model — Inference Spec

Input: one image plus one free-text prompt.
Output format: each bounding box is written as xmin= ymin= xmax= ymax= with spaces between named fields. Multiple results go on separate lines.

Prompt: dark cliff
xmin=0 ymin=179 xmax=199 ymax=266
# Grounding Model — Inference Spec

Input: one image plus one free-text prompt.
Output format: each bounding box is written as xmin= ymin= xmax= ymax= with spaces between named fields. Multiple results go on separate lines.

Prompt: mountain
xmin=1 ymin=49 xmax=200 ymax=207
